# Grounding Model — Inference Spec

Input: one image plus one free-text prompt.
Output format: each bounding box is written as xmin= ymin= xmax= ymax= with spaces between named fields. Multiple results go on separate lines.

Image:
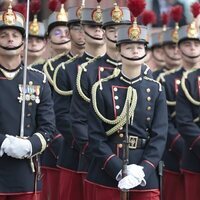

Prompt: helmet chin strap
xmin=28 ymin=45 xmax=46 ymax=53
xmin=152 ymin=51 xmax=165 ymax=63
xmin=120 ymin=53 xmax=147 ymax=61
xmin=105 ymin=35 xmax=117 ymax=44
xmin=181 ymin=50 xmax=200 ymax=59
xmin=84 ymin=31 xmax=103 ymax=41
xmin=51 ymin=39 xmax=71 ymax=45
xmin=163 ymin=48 xmax=181 ymax=61
xmin=0 ymin=42 xmax=24 ymax=51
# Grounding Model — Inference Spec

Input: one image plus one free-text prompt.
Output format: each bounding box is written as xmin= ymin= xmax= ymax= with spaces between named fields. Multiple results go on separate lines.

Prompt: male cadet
xmin=176 ymin=3 xmax=200 ymax=200
xmin=69 ymin=1 xmax=131 ymax=198
xmin=0 ymin=1 xmax=55 ymax=200
xmin=150 ymin=32 xmax=166 ymax=79
xmin=43 ymin=0 xmax=71 ymax=88
xmin=27 ymin=1 xmax=46 ymax=71
xmin=160 ymin=3 xmax=200 ymax=200
xmin=53 ymin=1 xmax=106 ymax=199
xmin=156 ymin=5 xmax=183 ymax=82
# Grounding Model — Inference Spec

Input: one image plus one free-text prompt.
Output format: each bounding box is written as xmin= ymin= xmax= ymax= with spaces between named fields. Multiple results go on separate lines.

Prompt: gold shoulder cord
xmin=144 ymin=76 xmax=162 ymax=92
xmin=76 ymin=56 xmax=100 ymax=103
xmin=181 ymin=68 xmax=200 ymax=106
xmin=28 ymin=67 xmax=47 ymax=83
xmin=91 ymin=70 xmax=137 ymax=136
xmin=53 ymin=55 xmax=78 ymax=96
xmin=43 ymin=52 xmax=66 ymax=86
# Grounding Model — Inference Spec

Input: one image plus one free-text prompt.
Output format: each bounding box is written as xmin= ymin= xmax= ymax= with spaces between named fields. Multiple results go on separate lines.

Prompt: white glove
xmin=116 ymin=164 xmax=145 ymax=181
xmin=118 ymin=174 xmax=143 ymax=190
xmin=4 ymin=135 xmax=32 ymax=159
xmin=0 ymin=138 xmax=11 ymax=157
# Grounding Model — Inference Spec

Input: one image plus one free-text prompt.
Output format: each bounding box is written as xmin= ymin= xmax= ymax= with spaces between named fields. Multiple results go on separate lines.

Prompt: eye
xmin=53 ymin=29 xmax=62 ymax=36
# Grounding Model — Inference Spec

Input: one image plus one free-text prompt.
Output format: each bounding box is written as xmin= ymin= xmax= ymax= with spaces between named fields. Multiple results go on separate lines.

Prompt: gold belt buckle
xmin=129 ymin=136 xmax=138 ymax=149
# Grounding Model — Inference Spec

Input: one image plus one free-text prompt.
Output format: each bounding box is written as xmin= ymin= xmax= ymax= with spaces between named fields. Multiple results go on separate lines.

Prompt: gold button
xmin=147 ymin=97 xmax=151 ymax=101
xmin=27 ymin=113 xmax=31 ymax=117
xmin=114 ymin=87 xmax=118 ymax=92
xmin=116 ymin=105 xmax=120 ymax=109
xmin=118 ymin=144 xmax=123 ymax=148
xmin=100 ymin=67 xmax=104 ymax=72
xmin=28 ymin=102 xmax=32 ymax=106
xmin=146 ymin=88 xmax=151 ymax=93
xmin=26 ymin=124 xmax=31 ymax=128
xmin=119 ymin=133 xmax=124 ymax=138
xmin=115 ymin=96 xmax=119 ymax=100
xmin=176 ymin=79 xmax=181 ymax=85
xmin=29 ymin=81 xmax=33 ymax=85
xmin=146 ymin=117 xmax=151 ymax=121
xmin=147 ymin=106 xmax=151 ymax=111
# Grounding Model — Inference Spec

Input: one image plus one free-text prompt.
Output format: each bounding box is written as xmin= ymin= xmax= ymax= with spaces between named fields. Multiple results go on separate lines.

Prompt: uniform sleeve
xmin=176 ymin=83 xmax=200 ymax=158
xmin=53 ymin=67 xmax=72 ymax=141
xmin=140 ymin=89 xmax=168 ymax=181
xmin=70 ymin=71 xmax=90 ymax=152
xmin=88 ymin=89 xmax=122 ymax=180
xmin=29 ymin=81 xmax=56 ymax=156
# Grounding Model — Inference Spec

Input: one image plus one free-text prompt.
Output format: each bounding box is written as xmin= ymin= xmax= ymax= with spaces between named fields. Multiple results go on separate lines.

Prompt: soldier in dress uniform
xmin=150 ymin=32 xmax=166 ymax=79
xmin=53 ymin=1 xmax=106 ymax=199
xmin=43 ymin=0 xmax=71 ymax=88
xmin=67 ymin=6 xmax=85 ymax=57
xmin=69 ymin=1 xmax=131 ymax=197
xmin=0 ymin=2 xmax=55 ymax=200
xmin=27 ymin=20 xmax=46 ymax=71
xmin=156 ymin=27 xmax=182 ymax=82
xmin=84 ymin=0 xmax=168 ymax=199
xmin=175 ymin=4 xmax=200 ymax=200
xmin=160 ymin=4 xmax=200 ymax=200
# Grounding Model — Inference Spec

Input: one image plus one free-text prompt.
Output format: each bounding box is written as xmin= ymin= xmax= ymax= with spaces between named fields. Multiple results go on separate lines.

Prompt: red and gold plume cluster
xmin=191 ymin=2 xmax=200 ymax=19
xmin=161 ymin=12 xmax=169 ymax=31
xmin=141 ymin=10 xmax=157 ymax=26
xmin=30 ymin=0 xmax=41 ymax=15
xmin=13 ymin=3 xmax=27 ymax=18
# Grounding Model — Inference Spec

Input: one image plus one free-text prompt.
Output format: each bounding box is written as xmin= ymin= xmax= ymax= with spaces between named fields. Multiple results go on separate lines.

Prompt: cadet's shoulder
xmin=27 ymin=67 xmax=47 ymax=83
xmin=183 ymin=68 xmax=200 ymax=80
xmin=143 ymin=76 xmax=163 ymax=92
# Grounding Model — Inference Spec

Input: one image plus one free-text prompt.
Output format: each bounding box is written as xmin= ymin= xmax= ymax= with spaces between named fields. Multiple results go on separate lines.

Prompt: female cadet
xmin=85 ymin=0 xmax=168 ymax=199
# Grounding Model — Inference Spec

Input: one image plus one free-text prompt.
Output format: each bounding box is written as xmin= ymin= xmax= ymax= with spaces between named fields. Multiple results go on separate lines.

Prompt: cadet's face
xmin=104 ymin=25 xmax=118 ymax=47
xmin=0 ymin=28 xmax=23 ymax=56
xmin=83 ymin=24 xmax=105 ymax=45
xmin=28 ymin=37 xmax=46 ymax=56
xmin=120 ymin=43 xmax=146 ymax=66
xmin=69 ymin=25 xmax=85 ymax=47
xmin=49 ymin=26 xmax=71 ymax=50
xmin=163 ymin=43 xmax=181 ymax=68
xmin=179 ymin=40 xmax=200 ymax=64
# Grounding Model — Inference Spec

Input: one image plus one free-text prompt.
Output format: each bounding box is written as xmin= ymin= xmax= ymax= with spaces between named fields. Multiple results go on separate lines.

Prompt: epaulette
xmin=27 ymin=67 xmax=47 ymax=83
xmin=43 ymin=52 xmax=69 ymax=85
xmin=76 ymin=55 xmax=102 ymax=103
xmin=143 ymin=63 xmax=151 ymax=76
xmin=144 ymin=76 xmax=162 ymax=92
xmin=92 ymin=79 xmax=137 ymax=136
xmin=181 ymin=68 xmax=200 ymax=106
xmin=53 ymin=55 xmax=78 ymax=96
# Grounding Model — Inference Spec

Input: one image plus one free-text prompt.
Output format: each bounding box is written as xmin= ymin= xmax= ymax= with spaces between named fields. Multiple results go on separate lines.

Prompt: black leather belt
xmin=128 ymin=136 xmax=147 ymax=149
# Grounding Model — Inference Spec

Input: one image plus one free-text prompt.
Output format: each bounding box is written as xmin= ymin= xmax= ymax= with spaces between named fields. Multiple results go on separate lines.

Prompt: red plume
xmin=191 ymin=2 xmax=200 ymax=18
xmin=127 ymin=0 xmax=146 ymax=18
xmin=59 ymin=0 xmax=67 ymax=3
xmin=97 ymin=0 xmax=102 ymax=3
xmin=30 ymin=0 xmax=41 ymax=14
xmin=13 ymin=3 xmax=27 ymax=18
xmin=48 ymin=0 xmax=60 ymax=12
xmin=171 ymin=5 xmax=183 ymax=23
xmin=141 ymin=10 xmax=157 ymax=25
xmin=161 ymin=12 xmax=169 ymax=25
